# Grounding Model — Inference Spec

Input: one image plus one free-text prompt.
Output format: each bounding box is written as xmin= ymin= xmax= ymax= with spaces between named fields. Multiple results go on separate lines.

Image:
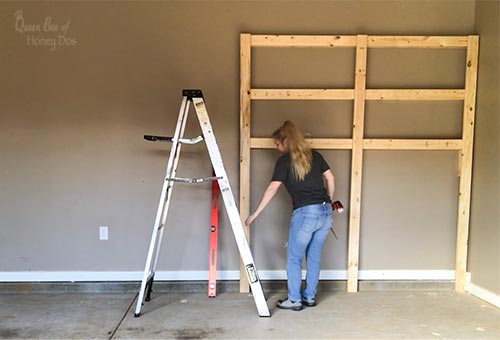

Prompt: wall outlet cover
xmin=99 ymin=226 xmax=108 ymax=240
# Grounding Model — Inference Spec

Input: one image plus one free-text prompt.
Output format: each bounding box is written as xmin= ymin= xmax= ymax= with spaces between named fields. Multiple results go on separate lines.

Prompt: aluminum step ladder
xmin=134 ymin=89 xmax=270 ymax=318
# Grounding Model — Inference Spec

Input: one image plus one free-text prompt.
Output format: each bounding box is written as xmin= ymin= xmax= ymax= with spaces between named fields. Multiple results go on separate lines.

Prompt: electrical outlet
xmin=99 ymin=226 xmax=108 ymax=240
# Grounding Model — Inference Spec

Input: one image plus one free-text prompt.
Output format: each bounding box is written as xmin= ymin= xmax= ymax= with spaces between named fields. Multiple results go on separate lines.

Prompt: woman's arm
xmin=245 ymin=181 xmax=282 ymax=225
xmin=323 ymin=169 xmax=335 ymax=202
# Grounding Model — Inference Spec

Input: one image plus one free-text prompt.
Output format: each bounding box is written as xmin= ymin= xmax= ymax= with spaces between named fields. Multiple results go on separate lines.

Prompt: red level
xmin=208 ymin=173 xmax=219 ymax=297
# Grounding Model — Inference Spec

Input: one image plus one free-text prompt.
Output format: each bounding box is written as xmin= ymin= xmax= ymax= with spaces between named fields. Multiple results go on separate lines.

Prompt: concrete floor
xmin=0 ymin=290 xmax=499 ymax=339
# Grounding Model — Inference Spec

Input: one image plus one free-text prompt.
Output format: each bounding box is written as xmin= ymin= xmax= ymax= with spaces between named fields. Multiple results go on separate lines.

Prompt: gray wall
xmin=468 ymin=0 xmax=500 ymax=295
xmin=0 ymin=1 xmax=489 ymax=278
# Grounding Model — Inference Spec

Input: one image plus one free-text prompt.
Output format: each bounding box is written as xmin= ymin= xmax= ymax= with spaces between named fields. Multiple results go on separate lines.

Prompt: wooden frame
xmin=239 ymin=34 xmax=479 ymax=293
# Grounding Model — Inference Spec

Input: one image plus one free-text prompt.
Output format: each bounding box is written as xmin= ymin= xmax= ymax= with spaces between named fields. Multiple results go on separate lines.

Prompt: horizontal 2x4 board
xmin=250 ymin=89 xmax=354 ymax=100
xmin=250 ymin=35 xmax=468 ymax=48
xmin=241 ymin=33 xmax=479 ymax=294
xmin=251 ymin=35 xmax=357 ymax=47
xmin=368 ymin=36 xmax=468 ymax=48
xmin=251 ymin=138 xmax=353 ymax=149
xmin=363 ymin=139 xmax=463 ymax=150
xmin=250 ymin=138 xmax=462 ymax=150
xmin=365 ymin=89 xmax=465 ymax=100
xmin=250 ymin=89 xmax=465 ymax=101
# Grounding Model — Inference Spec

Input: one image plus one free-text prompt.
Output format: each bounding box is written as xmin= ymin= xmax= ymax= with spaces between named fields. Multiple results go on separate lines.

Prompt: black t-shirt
xmin=271 ymin=150 xmax=331 ymax=210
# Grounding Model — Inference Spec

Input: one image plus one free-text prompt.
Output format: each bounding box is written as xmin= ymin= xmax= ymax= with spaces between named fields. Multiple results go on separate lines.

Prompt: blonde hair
xmin=272 ymin=121 xmax=312 ymax=181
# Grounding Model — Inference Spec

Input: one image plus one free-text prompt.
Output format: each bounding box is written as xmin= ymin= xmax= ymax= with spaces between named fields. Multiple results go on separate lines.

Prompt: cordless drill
xmin=329 ymin=200 xmax=344 ymax=240
xmin=332 ymin=200 xmax=344 ymax=213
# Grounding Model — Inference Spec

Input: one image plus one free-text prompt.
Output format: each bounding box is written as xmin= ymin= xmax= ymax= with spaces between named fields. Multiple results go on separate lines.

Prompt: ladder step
xmin=144 ymin=135 xmax=204 ymax=145
xmin=167 ymin=176 xmax=222 ymax=183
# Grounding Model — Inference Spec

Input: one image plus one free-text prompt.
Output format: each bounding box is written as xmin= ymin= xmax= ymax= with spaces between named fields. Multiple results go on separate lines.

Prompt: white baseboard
xmin=466 ymin=282 xmax=500 ymax=308
xmin=0 ymin=269 xmax=460 ymax=283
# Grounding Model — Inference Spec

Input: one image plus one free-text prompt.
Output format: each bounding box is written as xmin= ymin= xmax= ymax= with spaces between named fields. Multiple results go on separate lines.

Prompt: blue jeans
xmin=287 ymin=202 xmax=333 ymax=302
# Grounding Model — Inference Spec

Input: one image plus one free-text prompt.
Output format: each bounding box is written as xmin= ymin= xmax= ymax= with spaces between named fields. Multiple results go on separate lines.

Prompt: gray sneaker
xmin=301 ymin=296 xmax=316 ymax=307
xmin=276 ymin=298 xmax=303 ymax=311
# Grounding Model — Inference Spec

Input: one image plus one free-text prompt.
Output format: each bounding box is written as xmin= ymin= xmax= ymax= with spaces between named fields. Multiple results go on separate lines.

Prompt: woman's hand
xmin=245 ymin=213 xmax=257 ymax=226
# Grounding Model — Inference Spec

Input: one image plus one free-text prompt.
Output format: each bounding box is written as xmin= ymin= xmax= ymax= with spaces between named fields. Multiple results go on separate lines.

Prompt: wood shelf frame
xmin=239 ymin=33 xmax=479 ymax=293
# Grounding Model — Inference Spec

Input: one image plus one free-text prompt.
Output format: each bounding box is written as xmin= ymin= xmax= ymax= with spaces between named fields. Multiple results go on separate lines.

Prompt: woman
xmin=245 ymin=120 xmax=335 ymax=311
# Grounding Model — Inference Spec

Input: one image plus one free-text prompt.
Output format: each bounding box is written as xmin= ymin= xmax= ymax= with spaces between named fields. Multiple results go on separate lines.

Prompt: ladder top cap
xmin=183 ymin=89 xmax=204 ymax=99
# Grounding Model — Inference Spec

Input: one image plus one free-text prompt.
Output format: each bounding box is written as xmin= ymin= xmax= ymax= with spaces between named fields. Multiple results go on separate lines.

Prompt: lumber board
xmin=368 ymin=36 xmax=468 ymax=48
xmin=365 ymin=89 xmax=465 ymax=101
xmin=251 ymin=35 xmax=357 ymax=47
xmin=455 ymin=35 xmax=479 ymax=292
xmin=363 ymin=139 xmax=462 ymax=150
xmin=249 ymin=89 xmax=464 ymax=101
xmin=239 ymin=34 xmax=251 ymax=293
xmin=250 ymin=35 xmax=467 ymax=48
xmin=250 ymin=89 xmax=354 ymax=100
xmin=347 ymin=35 xmax=368 ymax=293
xmin=250 ymin=138 xmax=353 ymax=149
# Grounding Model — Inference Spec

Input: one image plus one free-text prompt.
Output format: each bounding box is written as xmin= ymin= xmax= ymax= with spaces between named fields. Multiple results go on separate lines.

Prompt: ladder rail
xmin=134 ymin=97 xmax=188 ymax=317
xmin=192 ymin=97 xmax=270 ymax=317
xmin=151 ymin=98 xmax=191 ymax=275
